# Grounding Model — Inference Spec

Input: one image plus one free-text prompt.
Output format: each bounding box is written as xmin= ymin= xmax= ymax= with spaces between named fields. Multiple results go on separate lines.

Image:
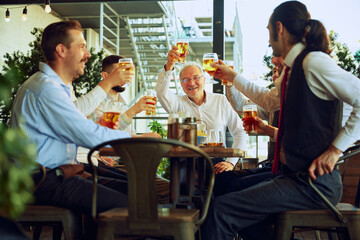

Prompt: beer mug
xmin=243 ymin=105 xmax=258 ymax=134
xmin=176 ymin=40 xmax=189 ymax=63
xmin=100 ymin=102 xmax=124 ymax=129
xmin=145 ymin=90 xmax=157 ymax=115
xmin=222 ymin=60 xmax=234 ymax=87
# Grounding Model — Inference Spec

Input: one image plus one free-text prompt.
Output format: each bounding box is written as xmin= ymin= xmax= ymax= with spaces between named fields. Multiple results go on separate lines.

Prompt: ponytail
xmin=304 ymin=19 xmax=331 ymax=54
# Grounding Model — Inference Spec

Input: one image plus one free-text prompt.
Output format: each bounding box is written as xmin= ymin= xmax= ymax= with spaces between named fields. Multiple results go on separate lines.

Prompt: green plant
xmin=0 ymin=125 xmax=37 ymax=219
xmin=72 ymin=48 xmax=105 ymax=98
xmin=148 ymin=120 xmax=167 ymax=138
xmin=147 ymin=121 xmax=169 ymax=178
xmin=0 ymin=29 xmax=38 ymax=218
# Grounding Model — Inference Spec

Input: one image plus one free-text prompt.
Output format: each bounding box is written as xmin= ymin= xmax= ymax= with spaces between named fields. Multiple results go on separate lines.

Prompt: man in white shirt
xmin=201 ymin=2 xmax=360 ymax=239
xmin=155 ymin=47 xmax=248 ymax=174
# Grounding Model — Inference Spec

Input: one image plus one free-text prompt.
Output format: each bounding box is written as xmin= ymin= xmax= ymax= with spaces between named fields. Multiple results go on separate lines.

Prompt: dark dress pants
xmin=213 ymin=167 xmax=275 ymax=196
xmin=33 ymin=168 xmax=128 ymax=214
xmin=201 ymin=170 xmax=342 ymax=240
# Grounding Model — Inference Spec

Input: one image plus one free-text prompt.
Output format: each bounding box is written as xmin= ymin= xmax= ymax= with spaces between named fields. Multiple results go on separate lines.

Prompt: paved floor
xmin=23 ymin=226 xmax=339 ymax=240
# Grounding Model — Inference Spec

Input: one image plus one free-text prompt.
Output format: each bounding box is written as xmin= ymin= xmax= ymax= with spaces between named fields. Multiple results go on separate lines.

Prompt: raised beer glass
xmin=145 ymin=90 xmax=157 ymax=115
xmin=176 ymin=40 xmax=189 ymax=63
xmin=118 ymin=58 xmax=134 ymax=87
xmin=202 ymin=53 xmax=219 ymax=84
xmin=222 ymin=60 xmax=234 ymax=87
xmin=243 ymin=105 xmax=258 ymax=134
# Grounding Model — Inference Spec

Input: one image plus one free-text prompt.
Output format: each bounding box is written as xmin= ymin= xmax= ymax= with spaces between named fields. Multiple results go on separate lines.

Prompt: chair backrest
xmin=87 ymin=138 xmax=214 ymax=230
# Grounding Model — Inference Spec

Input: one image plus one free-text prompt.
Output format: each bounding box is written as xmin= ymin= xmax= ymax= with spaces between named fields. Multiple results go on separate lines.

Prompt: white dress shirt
xmin=156 ymin=69 xmax=249 ymax=166
xmin=232 ymin=42 xmax=360 ymax=152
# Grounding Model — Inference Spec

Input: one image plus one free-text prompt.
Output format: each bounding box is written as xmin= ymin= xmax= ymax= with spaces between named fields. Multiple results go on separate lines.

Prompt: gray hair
xmin=179 ymin=61 xmax=203 ymax=78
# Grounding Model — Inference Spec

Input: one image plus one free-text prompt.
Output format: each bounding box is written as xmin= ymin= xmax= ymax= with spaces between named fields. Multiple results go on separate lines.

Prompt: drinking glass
xmin=197 ymin=120 xmax=207 ymax=146
xmin=207 ymin=129 xmax=223 ymax=147
xmin=118 ymin=58 xmax=134 ymax=87
xmin=100 ymin=102 xmax=124 ymax=129
xmin=243 ymin=105 xmax=258 ymax=134
xmin=222 ymin=60 xmax=234 ymax=87
xmin=176 ymin=40 xmax=189 ymax=63
xmin=144 ymin=90 xmax=157 ymax=115
xmin=202 ymin=53 xmax=219 ymax=84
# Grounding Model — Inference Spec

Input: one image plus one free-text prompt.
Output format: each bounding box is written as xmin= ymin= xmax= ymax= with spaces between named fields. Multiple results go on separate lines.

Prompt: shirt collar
xmin=284 ymin=42 xmax=305 ymax=69
xmin=39 ymin=62 xmax=72 ymax=95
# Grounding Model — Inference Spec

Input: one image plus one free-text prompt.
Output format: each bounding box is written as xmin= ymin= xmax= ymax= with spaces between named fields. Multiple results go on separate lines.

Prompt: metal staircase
xmin=123 ymin=8 xmax=182 ymax=115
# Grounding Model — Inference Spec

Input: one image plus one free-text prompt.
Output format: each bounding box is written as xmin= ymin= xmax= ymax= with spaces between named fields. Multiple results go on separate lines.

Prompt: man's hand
xmin=242 ymin=117 xmax=276 ymax=138
xmin=308 ymin=145 xmax=342 ymax=180
xmin=95 ymin=115 xmax=119 ymax=130
xmin=99 ymin=63 xmax=135 ymax=92
xmin=108 ymin=63 xmax=134 ymax=87
xmin=211 ymin=60 xmax=237 ymax=83
xmin=214 ymin=161 xmax=234 ymax=174
xmin=126 ymin=96 xmax=154 ymax=120
xmin=132 ymin=132 xmax=161 ymax=138
xmin=165 ymin=46 xmax=189 ymax=71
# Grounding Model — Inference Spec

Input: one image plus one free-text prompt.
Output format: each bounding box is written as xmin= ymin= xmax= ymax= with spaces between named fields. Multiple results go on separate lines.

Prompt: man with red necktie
xmin=201 ymin=1 xmax=360 ymax=240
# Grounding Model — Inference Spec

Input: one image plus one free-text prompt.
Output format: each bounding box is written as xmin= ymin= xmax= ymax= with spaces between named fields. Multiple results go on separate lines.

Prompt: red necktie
xmin=272 ymin=66 xmax=290 ymax=175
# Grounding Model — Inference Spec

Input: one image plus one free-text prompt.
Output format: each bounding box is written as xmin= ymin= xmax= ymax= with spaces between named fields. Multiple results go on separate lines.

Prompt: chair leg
xmin=347 ymin=223 xmax=360 ymax=240
xmin=314 ymin=230 xmax=321 ymax=240
xmin=274 ymin=219 xmax=293 ymax=240
xmin=33 ymin=226 xmax=42 ymax=240
xmin=97 ymin=223 xmax=114 ymax=240
xmin=62 ymin=213 xmax=82 ymax=240
xmin=53 ymin=225 xmax=63 ymax=240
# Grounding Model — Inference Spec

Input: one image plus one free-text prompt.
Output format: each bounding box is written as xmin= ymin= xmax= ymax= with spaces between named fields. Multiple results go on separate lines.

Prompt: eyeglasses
xmin=180 ymin=75 xmax=204 ymax=84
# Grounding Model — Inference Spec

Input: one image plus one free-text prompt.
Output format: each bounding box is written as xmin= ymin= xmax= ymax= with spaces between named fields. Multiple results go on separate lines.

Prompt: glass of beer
xmin=222 ymin=60 xmax=234 ymax=87
xmin=100 ymin=102 xmax=124 ymax=129
xmin=118 ymin=58 xmax=134 ymax=87
xmin=176 ymin=40 xmax=189 ymax=63
xmin=145 ymin=90 xmax=157 ymax=115
xmin=207 ymin=129 xmax=223 ymax=147
xmin=243 ymin=105 xmax=258 ymax=134
xmin=202 ymin=53 xmax=218 ymax=77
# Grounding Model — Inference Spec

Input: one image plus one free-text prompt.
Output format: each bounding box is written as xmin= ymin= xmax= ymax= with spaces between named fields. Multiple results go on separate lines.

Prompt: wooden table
xmin=99 ymin=146 xmax=246 ymax=206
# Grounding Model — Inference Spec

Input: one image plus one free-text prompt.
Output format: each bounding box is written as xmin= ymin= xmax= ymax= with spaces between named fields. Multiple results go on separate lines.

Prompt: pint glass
xmin=145 ymin=90 xmax=157 ymax=115
xmin=202 ymin=53 xmax=219 ymax=77
xmin=243 ymin=105 xmax=258 ymax=134
xmin=222 ymin=60 xmax=234 ymax=87
xmin=100 ymin=102 xmax=124 ymax=129
xmin=176 ymin=40 xmax=189 ymax=63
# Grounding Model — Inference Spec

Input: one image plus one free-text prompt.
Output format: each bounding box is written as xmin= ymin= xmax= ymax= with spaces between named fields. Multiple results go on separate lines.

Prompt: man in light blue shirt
xmin=10 ymin=20 xmax=159 ymax=218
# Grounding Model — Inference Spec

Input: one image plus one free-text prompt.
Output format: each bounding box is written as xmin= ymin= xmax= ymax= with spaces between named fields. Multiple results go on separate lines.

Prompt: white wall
xmin=0 ymin=5 xmax=61 ymax=69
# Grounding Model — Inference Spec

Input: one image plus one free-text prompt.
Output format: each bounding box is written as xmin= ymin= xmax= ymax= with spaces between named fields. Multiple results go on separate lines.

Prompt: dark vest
xmin=282 ymin=50 xmax=342 ymax=172
xmin=267 ymin=110 xmax=279 ymax=162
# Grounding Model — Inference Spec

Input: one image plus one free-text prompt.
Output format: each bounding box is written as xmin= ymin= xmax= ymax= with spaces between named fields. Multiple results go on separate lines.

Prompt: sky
xmin=175 ymin=0 xmax=360 ymax=81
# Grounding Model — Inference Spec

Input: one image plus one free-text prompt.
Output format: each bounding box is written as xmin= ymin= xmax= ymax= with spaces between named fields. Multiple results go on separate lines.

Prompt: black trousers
xmin=33 ymin=167 xmax=128 ymax=214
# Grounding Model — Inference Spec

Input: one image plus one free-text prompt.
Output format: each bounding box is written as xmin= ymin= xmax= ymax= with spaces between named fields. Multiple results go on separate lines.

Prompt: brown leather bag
xmin=57 ymin=164 xmax=91 ymax=179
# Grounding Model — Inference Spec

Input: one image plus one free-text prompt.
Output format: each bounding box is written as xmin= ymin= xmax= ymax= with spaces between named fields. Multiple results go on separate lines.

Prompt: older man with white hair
xmin=155 ymin=46 xmax=248 ymax=173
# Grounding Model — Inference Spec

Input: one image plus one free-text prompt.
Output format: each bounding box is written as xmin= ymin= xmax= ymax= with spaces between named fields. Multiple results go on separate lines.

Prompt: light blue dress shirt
xmin=10 ymin=62 xmax=130 ymax=169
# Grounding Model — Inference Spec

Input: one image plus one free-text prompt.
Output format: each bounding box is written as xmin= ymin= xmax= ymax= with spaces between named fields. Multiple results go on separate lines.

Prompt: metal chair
xmin=275 ymin=144 xmax=360 ymax=240
xmin=17 ymin=165 xmax=82 ymax=240
xmin=87 ymin=138 xmax=215 ymax=240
